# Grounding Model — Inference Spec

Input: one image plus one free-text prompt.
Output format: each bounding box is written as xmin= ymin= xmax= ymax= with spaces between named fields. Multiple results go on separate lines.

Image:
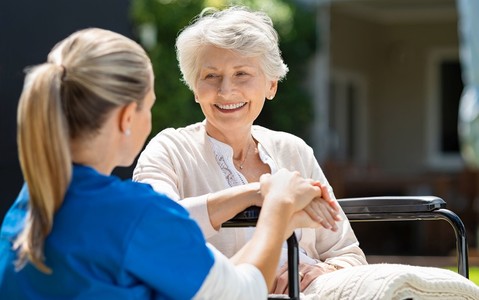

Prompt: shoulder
xmin=252 ymin=125 xmax=311 ymax=151
xmin=144 ymin=122 xmax=207 ymax=154
xmin=69 ymin=176 xmax=195 ymax=243
xmin=153 ymin=122 xmax=205 ymax=143
xmin=252 ymin=126 xmax=319 ymax=175
xmin=114 ymin=179 xmax=188 ymax=216
xmin=71 ymin=167 xmax=188 ymax=220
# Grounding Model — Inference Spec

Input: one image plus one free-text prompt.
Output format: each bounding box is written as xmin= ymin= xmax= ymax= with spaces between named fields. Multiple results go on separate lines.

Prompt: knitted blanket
xmin=298 ymin=264 xmax=479 ymax=300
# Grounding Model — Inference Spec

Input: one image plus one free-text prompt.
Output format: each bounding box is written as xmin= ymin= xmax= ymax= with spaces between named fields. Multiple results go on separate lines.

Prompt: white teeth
xmin=216 ymin=102 xmax=246 ymax=110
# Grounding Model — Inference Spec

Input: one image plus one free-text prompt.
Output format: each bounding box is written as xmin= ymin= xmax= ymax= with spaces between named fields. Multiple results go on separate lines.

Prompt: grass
xmin=446 ymin=266 xmax=479 ymax=285
xmin=467 ymin=267 xmax=479 ymax=285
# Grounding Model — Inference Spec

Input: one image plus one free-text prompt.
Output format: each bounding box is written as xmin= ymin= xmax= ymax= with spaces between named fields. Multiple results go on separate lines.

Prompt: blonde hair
xmin=176 ymin=6 xmax=289 ymax=91
xmin=14 ymin=28 xmax=152 ymax=273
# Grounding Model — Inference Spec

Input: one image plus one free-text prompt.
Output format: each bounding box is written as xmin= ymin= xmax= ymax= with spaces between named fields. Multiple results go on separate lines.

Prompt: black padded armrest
xmin=223 ymin=195 xmax=468 ymax=279
xmin=223 ymin=206 xmax=261 ymax=227
xmin=232 ymin=206 xmax=261 ymax=220
xmin=223 ymin=196 xmax=446 ymax=226
xmin=338 ymin=196 xmax=446 ymax=214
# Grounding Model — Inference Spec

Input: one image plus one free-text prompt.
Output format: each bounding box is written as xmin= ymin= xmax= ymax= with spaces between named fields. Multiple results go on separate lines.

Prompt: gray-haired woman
xmin=134 ymin=6 xmax=367 ymax=296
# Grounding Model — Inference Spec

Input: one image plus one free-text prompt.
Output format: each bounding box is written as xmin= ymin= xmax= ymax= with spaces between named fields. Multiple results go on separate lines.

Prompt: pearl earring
xmin=125 ymin=129 xmax=131 ymax=136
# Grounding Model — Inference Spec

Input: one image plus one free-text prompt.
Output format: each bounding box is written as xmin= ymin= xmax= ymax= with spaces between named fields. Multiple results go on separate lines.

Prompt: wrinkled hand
xmin=259 ymin=169 xmax=322 ymax=213
xmin=303 ymin=183 xmax=341 ymax=231
xmin=272 ymin=262 xmax=339 ymax=294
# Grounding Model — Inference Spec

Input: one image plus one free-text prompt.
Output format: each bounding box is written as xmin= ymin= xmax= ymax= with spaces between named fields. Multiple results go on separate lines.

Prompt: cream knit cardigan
xmin=133 ymin=122 xmax=367 ymax=268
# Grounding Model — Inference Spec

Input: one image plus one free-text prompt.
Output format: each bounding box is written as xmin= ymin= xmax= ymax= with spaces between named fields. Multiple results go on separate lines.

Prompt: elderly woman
xmin=133 ymin=6 xmax=367 ymax=295
xmin=0 ymin=27 xmax=332 ymax=299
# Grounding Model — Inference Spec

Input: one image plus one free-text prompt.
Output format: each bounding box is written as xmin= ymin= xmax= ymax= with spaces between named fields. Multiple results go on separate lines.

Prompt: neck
xmin=70 ymin=133 xmax=118 ymax=175
xmin=205 ymin=122 xmax=252 ymax=148
xmin=204 ymin=122 xmax=256 ymax=168
xmin=234 ymin=139 xmax=254 ymax=169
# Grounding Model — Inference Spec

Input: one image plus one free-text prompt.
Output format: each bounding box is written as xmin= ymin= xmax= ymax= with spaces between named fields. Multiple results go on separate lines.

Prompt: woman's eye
xmin=205 ymin=74 xmax=218 ymax=79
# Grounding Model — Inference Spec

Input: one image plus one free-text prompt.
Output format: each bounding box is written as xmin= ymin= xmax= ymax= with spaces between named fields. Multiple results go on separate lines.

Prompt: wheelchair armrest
xmin=224 ymin=196 xmax=447 ymax=224
xmin=222 ymin=195 xmax=469 ymax=279
xmin=338 ymin=196 xmax=469 ymax=278
xmin=338 ymin=196 xmax=446 ymax=214
xmin=222 ymin=206 xmax=261 ymax=227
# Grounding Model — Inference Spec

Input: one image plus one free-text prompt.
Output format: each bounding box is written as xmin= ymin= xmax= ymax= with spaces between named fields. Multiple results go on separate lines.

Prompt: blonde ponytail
xmin=14 ymin=64 xmax=71 ymax=273
xmin=13 ymin=27 xmax=151 ymax=274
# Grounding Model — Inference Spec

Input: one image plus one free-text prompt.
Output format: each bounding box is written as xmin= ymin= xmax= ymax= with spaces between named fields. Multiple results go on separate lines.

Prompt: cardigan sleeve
xmin=261 ymin=130 xmax=367 ymax=267
xmin=308 ymin=151 xmax=368 ymax=267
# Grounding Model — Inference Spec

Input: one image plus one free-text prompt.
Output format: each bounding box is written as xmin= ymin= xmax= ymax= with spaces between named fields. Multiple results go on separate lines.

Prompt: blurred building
xmin=307 ymin=0 xmax=478 ymax=256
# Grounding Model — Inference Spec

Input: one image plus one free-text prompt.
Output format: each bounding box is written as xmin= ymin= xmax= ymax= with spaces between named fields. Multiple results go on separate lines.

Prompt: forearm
xmin=230 ymin=199 xmax=294 ymax=290
xmin=206 ymin=182 xmax=261 ymax=230
xmin=194 ymin=245 xmax=268 ymax=299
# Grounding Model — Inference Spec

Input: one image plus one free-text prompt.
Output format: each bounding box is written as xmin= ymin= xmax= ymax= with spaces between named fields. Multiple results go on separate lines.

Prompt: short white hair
xmin=175 ymin=6 xmax=289 ymax=91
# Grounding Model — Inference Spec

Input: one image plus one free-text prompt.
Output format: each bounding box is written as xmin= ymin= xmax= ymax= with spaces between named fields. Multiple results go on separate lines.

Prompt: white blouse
xmin=208 ymin=136 xmax=316 ymax=269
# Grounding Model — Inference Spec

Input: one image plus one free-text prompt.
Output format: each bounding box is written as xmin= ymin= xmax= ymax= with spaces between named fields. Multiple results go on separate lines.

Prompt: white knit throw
xmin=272 ymin=263 xmax=479 ymax=300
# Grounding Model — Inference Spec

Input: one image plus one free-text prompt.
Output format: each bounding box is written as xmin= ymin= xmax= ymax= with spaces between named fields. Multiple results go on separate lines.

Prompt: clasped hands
xmin=259 ymin=169 xmax=341 ymax=236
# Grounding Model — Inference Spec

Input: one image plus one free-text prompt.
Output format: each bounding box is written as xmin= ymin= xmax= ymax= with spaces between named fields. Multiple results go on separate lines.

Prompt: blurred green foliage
xmin=130 ymin=0 xmax=317 ymax=141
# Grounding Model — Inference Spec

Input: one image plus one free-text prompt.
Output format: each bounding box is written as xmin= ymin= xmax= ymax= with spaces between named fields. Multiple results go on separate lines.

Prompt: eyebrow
xmin=201 ymin=64 xmax=256 ymax=70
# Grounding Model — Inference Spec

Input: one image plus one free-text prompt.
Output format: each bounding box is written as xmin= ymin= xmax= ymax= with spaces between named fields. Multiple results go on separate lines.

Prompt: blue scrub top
xmin=0 ymin=165 xmax=214 ymax=299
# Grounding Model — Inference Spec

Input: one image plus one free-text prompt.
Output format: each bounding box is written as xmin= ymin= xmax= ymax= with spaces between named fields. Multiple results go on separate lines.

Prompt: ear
xmin=267 ymin=80 xmax=278 ymax=100
xmin=119 ymin=102 xmax=138 ymax=135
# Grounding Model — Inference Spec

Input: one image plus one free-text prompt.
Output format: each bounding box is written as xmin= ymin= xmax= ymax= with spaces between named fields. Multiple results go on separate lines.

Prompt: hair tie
xmin=60 ymin=65 xmax=67 ymax=81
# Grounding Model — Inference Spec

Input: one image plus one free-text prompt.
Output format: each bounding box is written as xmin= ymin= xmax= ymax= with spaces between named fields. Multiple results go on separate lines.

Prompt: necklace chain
xmin=236 ymin=141 xmax=253 ymax=170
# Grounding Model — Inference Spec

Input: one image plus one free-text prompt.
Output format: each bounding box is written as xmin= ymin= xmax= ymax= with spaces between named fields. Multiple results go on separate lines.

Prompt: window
xmin=329 ymin=70 xmax=368 ymax=163
xmin=426 ymin=48 xmax=464 ymax=169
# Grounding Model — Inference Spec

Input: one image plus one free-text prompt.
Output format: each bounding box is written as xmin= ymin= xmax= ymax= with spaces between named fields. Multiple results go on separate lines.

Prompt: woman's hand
xmin=259 ymin=171 xmax=341 ymax=233
xmin=272 ymin=262 xmax=340 ymax=294
xmin=303 ymin=183 xmax=341 ymax=232
xmin=259 ymin=169 xmax=322 ymax=213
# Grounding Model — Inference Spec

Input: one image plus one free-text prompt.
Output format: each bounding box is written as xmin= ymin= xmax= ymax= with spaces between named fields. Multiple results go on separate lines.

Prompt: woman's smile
xmin=214 ymin=102 xmax=248 ymax=112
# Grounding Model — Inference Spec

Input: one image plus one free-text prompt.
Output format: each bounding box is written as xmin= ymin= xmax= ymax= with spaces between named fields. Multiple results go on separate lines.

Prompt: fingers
xmin=316 ymin=201 xmax=339 ymax=231
xmin=303 ymin=197 xmax=341 ymax=231
xmin=312 ymin=182 xmax=340 ymax=210
xmin=275 ymin=264 xmax=323 ymax=294
xmin=298 ymin=263 xmax=328 ymax=291
xmin=320 ymin=184 xmax=340 ymax=213
xmin=260 ymin=170 xmax=342 ymax=224
xmin=273 ymin=265 xmax=289 ymax=294
xmin=259 ymin=173 xmax=271 ymax=182
xmin=260 ymin=169 xmax=322 ymax=212
xmin=303 ymin=205 xmax=327 ymax=225
xmin=299 ymin=272 xmax=315 ymax=292
xmin=305 ymin=201 xmax=336 ymax=231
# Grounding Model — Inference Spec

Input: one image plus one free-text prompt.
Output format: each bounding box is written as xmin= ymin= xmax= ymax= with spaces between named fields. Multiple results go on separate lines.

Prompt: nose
xmin=217 ymin=78 xmax=234 ymax=98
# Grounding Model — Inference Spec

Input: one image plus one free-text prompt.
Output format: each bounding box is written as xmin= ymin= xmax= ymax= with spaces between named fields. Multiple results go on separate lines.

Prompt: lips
xmin=215 ymin=102 xmax=247 ymax=110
